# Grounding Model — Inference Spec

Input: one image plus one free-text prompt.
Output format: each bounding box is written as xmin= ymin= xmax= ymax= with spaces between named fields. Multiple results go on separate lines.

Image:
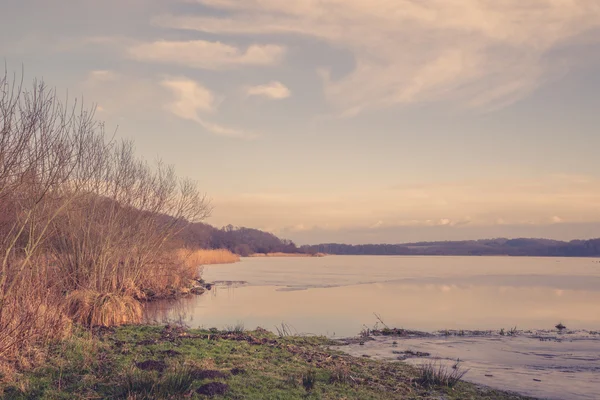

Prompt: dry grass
xmin=0 ymin=273 xmax=72 ymax=378
xmin=66 ymin=290 xmax=142 ymax=327
xmin=179 ymin=249 xmax=240 ymax=265
xmin=417 ymin=361 xmax=469 ymax=388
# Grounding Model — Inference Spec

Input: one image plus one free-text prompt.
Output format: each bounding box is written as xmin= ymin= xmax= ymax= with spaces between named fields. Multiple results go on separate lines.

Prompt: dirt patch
xmin=192 ymin=369 xmax=229 ymax=380
xmin=196 ymin=382 xmax=229 ymax=396
xmin=135 ymin=339 xmax=156 ymax=346
xmin=135 ymin=360 xmax=167 ymax=372
xmin=161 ymin=324 xmax=188 ymax=341
xmin=160 ymin=349 xmax=181 ymax=357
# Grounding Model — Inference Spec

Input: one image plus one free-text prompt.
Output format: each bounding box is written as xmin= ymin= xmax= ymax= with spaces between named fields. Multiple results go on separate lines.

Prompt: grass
xmin=179 ymin=249 xmax=240 ymax=265
xmin=0 ymin=325 xmax=535 ymax=400
xmin=66 ymin=291 xmax=143 ymax=327
xmin=224 ymin=322 xmax=245 ymax=334
xmin=417 ymin=360 xmax=469 ymax=388
xmin=275 ymin=323 xmax=295 ymax=337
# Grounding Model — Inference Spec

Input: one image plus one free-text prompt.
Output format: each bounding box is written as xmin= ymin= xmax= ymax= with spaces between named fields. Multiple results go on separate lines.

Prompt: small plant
xmin=555 ymin=322 xmax=566 ymax=331
xmin=121 ymin=366 xmax=156 ymax=397
xmin=275 ymin=323 xmax=295 ymax=337
xmin=158 ymin=366 xmax=195 ymax=396
xmin=359 ymin=325 xmax=371 ymax=338
xmin=499 ymin=328 xmax=505 ymax=336
xmin=225 ymin=322 xmax=245 ymax=334
xmin=508 ymin=326 xmax=518 ymax=336
xmin=417 ymin=361 xmax=469 ymax=388
xmin=284 ymin=374 xmax=298 ymax=387
xmin=302 ymin=369 xmax=317 ymax=392
xmin=329 ymin=365 xmax=352 ymax=385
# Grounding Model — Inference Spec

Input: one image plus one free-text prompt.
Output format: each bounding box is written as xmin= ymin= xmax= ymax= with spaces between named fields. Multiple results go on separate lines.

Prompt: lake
xmin=145 ymin=255 xmax=600 ymax=399
xmin=146 ymin=255 xmax=600 ymax=336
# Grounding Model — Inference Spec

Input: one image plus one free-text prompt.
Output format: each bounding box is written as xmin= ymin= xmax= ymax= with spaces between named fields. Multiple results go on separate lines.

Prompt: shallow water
xmin=338 ymin=332 xmax=600 ymax=400
xmin=144 ymin=255 xmax=600 ymax=399
xmin=147 ymin=256 xmax=600 ymax=336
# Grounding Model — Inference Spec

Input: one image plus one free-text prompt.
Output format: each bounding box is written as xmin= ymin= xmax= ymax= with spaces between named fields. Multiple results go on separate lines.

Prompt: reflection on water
xmin=145 ymin=256 xmax=600 ymax=337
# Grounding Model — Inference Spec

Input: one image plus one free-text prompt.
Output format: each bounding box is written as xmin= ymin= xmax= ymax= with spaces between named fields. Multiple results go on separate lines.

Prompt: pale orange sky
xmin=2 ymin=0 xmax=600 ymax=243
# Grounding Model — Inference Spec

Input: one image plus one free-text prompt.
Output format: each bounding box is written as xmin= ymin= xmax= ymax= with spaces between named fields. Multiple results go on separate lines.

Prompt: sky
xmin=2 ymin=0 xmax=600 ymax=244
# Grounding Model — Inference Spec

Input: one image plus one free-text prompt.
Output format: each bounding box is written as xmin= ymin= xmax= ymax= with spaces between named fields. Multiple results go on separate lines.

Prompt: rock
xmin=190 ymin=286 xmax=206 ymax=295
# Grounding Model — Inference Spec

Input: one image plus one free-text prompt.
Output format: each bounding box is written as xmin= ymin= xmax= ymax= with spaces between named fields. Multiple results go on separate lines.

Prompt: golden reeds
xmin=176 ymin=249 xmax=240 ymax=266
xmin=66 ymin=290 xmax=142 ymax=327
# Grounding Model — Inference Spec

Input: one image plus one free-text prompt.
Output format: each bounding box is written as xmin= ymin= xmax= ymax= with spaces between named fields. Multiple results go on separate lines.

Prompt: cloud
xmin=161 ymin=76 xmax=257 ymax=139
xmin=88 ymin=70 xmax=119 ymax=81
xmin=246 ymin=81 xmax=291 ymax=99
xmin=129 ymin=40 xmax=285 ymax=70
xmin=160 ymin=77 xmax=216 ymax=117
xmin=157 ymin=0 xmax=600 ymax=114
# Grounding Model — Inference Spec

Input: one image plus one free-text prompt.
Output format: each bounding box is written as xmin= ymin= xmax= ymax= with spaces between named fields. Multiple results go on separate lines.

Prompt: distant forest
xmin=301 ymin=238 xmax=600 ymax=257
xmin=177 ymin=222 xmax=600 ymax=257
xmin=177 ymin=223 xmax=300 ymax=256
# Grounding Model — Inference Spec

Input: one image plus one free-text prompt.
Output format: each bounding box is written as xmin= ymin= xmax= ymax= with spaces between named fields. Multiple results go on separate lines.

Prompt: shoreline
xmin=248 ymin=252 xmax=326 ymax=257
xmin=2 ymin=324 xmax=535 ymax=399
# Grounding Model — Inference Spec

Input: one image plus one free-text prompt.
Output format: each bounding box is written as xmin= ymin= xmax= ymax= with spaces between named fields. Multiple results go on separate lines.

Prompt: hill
xmin=301 ymin=238 xmax=600 ymax=257
xmin=177 ymin=223 xmax=300 ymax=256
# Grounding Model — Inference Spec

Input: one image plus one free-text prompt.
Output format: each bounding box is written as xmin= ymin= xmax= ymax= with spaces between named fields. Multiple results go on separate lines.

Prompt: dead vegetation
xmin=0 ymin=70 xmax=211 ymax=377
xmin=178 ymin=248 xmax=240 ymax=266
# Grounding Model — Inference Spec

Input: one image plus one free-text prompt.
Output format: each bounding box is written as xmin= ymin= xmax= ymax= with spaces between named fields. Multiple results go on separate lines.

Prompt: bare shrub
xmin=0 ymin=68 xmax=211 ymax=374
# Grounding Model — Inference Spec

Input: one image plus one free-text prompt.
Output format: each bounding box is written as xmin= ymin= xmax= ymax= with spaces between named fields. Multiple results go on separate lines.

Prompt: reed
xmin=66 ymin=290 xmax=143 ymax=327
xmin=179 ymin=249 xmax=240 ymax=265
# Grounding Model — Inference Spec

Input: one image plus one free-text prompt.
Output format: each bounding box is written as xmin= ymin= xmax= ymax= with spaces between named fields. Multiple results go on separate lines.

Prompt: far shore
xmin=248 ymin=252 xmax=326 ymax=258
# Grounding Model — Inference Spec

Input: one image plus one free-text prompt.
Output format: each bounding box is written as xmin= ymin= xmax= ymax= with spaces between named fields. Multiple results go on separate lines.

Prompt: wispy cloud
xmin=246 ymin=81 xmax=291 ymax=99
xmin=157 ymin=0 xmax=600 ymax=115
xmin=161 ymin=76 xmax=257 ymax=139
xmin=161 ymin=77 xmax=216 ymax=117
xmin=88 ymin=70 xmax=119 ymax=81
xmin=129 ymin=40 xmax=285 ymax=70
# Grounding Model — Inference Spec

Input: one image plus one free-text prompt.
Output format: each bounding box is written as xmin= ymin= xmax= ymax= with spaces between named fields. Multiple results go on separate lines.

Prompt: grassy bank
xmin=1 ymin=325 xmax=532 ymax=400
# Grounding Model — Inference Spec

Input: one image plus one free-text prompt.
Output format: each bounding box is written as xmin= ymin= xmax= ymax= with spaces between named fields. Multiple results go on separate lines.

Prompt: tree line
xmin=177 ymin=223 xmax=300 ymax=256
xmin=301 ymin=238 xmax=600 ymax=257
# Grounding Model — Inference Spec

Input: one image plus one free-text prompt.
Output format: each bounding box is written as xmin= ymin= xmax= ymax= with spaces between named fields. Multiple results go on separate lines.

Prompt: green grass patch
xmin=1 ymin=325 xmax=534 ymax=399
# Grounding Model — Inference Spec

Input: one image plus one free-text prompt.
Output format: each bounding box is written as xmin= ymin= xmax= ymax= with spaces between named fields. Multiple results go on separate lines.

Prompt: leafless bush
xmin=0 ymin=69 xmax=211 ymax=375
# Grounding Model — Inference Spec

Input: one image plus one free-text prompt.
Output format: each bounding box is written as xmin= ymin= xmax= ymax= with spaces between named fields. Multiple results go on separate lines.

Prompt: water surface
xmin=147 ymin=255 xmax=600 ymax=336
